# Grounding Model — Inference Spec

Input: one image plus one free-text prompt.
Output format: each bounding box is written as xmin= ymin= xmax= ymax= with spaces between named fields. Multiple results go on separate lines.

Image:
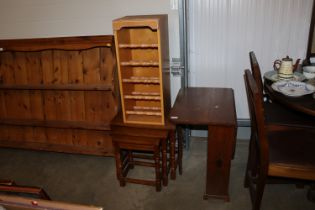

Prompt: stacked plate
xmin=263 ymin=71 xmax=306 ymax=82
xmin=271 ymin=80 xmax=315 ymax=97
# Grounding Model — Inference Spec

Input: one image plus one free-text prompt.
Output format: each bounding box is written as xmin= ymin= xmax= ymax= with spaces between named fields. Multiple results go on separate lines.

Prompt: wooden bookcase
xmin=113 ymin=15 xmax=170 ymax=125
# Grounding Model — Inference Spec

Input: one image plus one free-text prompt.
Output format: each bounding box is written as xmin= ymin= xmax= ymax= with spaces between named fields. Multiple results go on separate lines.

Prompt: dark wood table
xmin=265 ymin=80 xmax=315 ymax=202
xmin=169 ymin=87 xmax=237 ymax=201
xmin=265 ymin=82 xmax=315 ymax=117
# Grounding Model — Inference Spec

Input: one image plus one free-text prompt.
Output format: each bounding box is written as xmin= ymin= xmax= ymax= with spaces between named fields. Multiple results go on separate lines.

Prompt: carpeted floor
xmin=0 ymin=138 xmax=314 ymax=210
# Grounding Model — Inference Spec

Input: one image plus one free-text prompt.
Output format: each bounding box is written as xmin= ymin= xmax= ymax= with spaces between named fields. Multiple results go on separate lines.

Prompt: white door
xmin=188 ymin=0 xmax=313 ymax=119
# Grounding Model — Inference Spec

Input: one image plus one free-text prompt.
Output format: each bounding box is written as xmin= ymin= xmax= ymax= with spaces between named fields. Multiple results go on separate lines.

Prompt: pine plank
xmin=13 ymin=52 xmax=31 ymax=119
xmin=25 ymin=52 xmax=45 ymax=121
xmin=0 ymin=52 xmax=15 ymax=84
xmin=13 ymin=52 xmax=28 ymax=84
xmin=55 ymin=51 xmax=71 ymax=121
xmin=68 ymin=51 xmax=83 ymax=84
xmin=100 ymin=47 xmax=114 ymax=85
xmin=83 ymin=48 xmax=101 ymax=84
xmin=29 ymin=90 xmax=44 ymax=120
xmin=69 ymin=91 xmax=85 ymax=121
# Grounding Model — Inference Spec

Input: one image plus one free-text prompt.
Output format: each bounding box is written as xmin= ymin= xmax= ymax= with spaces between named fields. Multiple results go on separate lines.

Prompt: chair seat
xmin=268 ymin=130 xmax=315 ymax=180
xmin=264 ymin=101 xmax=315 ymax=129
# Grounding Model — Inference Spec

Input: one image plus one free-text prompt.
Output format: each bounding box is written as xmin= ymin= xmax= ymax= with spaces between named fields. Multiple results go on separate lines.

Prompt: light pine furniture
xmin=112 ymin=133 xmax=164 ymax=191
xmin=0 ymin=194 xmax=103 ymax=210
xmin=113 ymin=15 xmax=170 ymax=125
xmin=110 ymin=113 xmax=181 ymax=190
xmin=0 ymin=35 xmax=119 ymax=156
xmin=0 ymin=180 xmax=50 ymax=200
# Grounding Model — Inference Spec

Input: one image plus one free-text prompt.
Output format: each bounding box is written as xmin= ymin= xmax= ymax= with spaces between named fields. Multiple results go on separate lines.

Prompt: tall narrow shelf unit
xmin=113 ymin=15 xmax=170 ymax=125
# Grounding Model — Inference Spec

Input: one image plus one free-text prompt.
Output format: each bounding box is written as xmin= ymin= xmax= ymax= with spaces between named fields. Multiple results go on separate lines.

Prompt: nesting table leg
xmin=114 ymin=145 xmax=126 ymax=187
xmin=154 ymin=145 xmax=162 ymax=192
xmin=162 ymin=138 xmax=168 ymax=186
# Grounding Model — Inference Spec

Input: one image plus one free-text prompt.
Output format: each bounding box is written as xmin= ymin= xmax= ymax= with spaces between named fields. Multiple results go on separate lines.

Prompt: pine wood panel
xmin=0 ymin=35 xmax=118 ymax=156
xmin=83 ymin=48 xmax=101 ymax=84
xmin=0 ymin=52 xmax=15 ymax=84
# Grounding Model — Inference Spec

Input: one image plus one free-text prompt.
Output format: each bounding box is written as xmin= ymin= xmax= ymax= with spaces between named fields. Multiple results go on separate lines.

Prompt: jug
xmin=273 ymin=56 xmax=300 ymax=80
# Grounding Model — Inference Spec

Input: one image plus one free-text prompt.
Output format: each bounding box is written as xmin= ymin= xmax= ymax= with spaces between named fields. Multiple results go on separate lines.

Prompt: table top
xmin=169 ymin=87 xmax=237 ymax=126
xmin=265 ymin=83 xmax=315 ymax=117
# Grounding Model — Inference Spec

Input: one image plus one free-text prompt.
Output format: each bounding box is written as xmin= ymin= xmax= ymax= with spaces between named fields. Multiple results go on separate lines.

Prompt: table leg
xmin=204 ymin=125 xmax=236 ymax=201
xmin=177 ymin=126 xmax=184 ymax=175
xmin=170 ymin=130 xmax=176 ymax=180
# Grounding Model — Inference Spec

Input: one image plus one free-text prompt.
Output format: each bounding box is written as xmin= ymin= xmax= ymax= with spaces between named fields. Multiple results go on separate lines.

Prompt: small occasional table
xmin=169 ymin=87 xmax=237 ymax=201
xmin=110 ymin=113 xmax=179 ymax=186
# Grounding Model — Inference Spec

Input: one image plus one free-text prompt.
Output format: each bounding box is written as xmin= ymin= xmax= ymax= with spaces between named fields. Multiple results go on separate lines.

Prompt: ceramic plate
xmin=263 ymin=71 xmax=306 ymax=82
xmin=271 ymin=81 xmax=315 ymax=97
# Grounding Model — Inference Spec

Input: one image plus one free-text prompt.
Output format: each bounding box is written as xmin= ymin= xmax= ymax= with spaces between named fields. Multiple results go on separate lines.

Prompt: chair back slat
xmin=244 ymin=70 xmax=269 ymax=172
xmin=249 ymin=51 xmax=264 ymax=96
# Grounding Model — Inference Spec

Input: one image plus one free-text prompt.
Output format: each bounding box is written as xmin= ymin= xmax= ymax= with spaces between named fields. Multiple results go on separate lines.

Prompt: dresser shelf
xmin=125 ymin=110 xmax=162 ymax=116
xmin=120 ymin=61 xmax=159 ymax=67
xmin=124 ymin=95 xmax=161 ymax=100
xmin=122 ymin=77 xmax=160 ymax=84
xmin=0 ymin=119 xmax=110 ymax=131
xmin=0 ymin=84 xmax=113 ymax=91
xmin=119 ymin=44 xmax=158 ymax=49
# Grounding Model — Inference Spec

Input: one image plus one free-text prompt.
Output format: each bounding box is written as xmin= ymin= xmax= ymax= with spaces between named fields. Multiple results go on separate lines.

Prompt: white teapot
xmin=273 ymin=56 xmax=300 ymax=80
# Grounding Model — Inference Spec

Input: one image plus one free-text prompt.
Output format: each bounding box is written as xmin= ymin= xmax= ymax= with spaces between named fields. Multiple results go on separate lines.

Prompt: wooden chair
xmin=243 ymin=69 xmax=315 ymax=210
xmin=249 ymin=51 xmax=315 ymax=130
xmin=0 ymin=180 xmax=50 ymax=200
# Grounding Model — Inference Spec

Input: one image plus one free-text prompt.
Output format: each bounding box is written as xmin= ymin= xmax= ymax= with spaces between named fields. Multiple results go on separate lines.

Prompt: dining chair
xmin=243 ymin=69 xmax=315 ymax=210
xmin=249 ymin=51 xmax=315 ymax=130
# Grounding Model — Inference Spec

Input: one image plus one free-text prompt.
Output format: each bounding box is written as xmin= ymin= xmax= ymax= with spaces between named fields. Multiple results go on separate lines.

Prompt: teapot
xmin=273 ymin=56 xmax=300 ymax=80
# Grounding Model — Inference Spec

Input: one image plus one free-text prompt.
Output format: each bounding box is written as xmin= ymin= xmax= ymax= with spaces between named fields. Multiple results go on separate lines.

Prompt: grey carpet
xmin=0 ymin=138 xmax=314 ymax=210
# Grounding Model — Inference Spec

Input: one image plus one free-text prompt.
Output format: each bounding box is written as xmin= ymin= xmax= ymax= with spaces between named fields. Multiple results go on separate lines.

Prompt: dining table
xmin=264 ymin=73 xmax=315 ymax=117
xmin=264 ymin=72 xmax=315 ymax=202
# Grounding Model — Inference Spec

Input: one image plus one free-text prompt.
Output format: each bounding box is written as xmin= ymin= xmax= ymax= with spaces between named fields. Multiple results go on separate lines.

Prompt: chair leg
xmin=244 ymin=133 xmax=257 ymax=188
xmin=244 ymin=133 xmax=253 ymax=188
xmin=154 ymin=145 xmax=161 ymax=192
xmin=307 ymin=183 xmax=315 ymax=203
xmin=252 ymin=176 xmax=266 ymax=210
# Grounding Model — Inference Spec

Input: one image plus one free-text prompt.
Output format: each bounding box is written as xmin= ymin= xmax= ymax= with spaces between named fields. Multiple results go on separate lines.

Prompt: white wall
xmin=0 ymin=0 xmax=182 ymax=103
xmin=188 ymin=0 xmax=313 ymax=119
xmin=2 ymin=0 xmax=312 ymax=120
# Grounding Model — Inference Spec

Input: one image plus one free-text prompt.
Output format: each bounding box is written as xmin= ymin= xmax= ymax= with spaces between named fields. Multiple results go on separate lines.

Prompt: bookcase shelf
xmin=113 ymin=15 xmax=170 ymax=125
xmin=118 ymin=44 xmax=158 ymax=49
xmin=120 ymin=61 xmax=159 ymax=67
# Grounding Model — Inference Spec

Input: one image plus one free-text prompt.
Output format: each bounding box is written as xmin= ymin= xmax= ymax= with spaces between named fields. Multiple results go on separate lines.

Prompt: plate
xmin=263 ymin=71 xmax=306 ymax=82
xmin=271 ymin=81 xmax=315 ymax=97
